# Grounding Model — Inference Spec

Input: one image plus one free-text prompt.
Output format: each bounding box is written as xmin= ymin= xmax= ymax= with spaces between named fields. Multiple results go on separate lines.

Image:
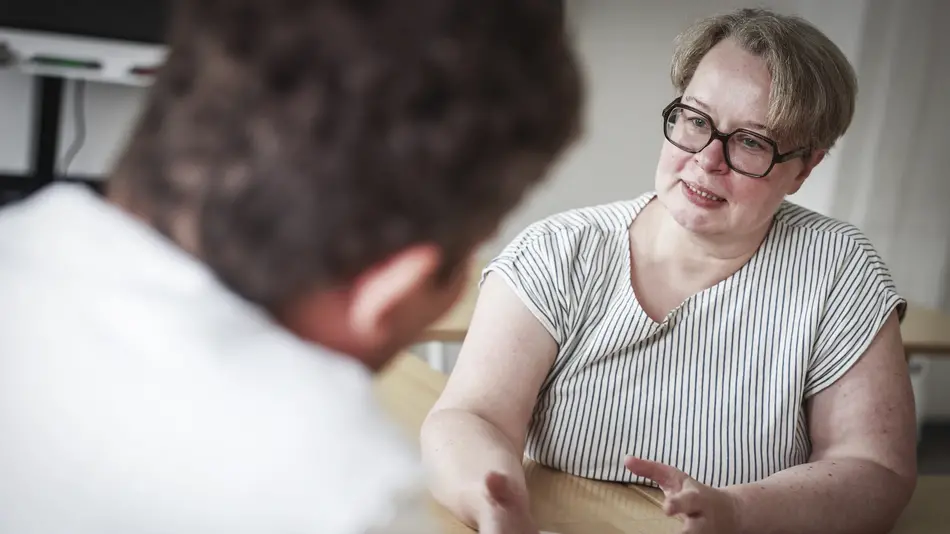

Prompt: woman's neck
xmin=640 ymin=202 xmax=771 ymax=274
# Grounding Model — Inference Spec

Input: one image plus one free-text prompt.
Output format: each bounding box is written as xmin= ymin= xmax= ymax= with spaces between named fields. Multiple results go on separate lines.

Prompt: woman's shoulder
xmin=772 ymin=200 xmax=881 ymax=255
xmin=769 ymin=200 xmax=905 ymax=317
xmin=482 ymin=194 xmax=654 ymax=341
xmin=484 ymin=193 xmax=652 ymax=300
xmin=504 ymin=192 xmax=654 ymax=252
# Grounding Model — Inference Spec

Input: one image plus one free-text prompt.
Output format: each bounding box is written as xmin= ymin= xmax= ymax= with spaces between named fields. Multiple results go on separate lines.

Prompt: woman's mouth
xmin=681 ymin=180 xmax=727 ymax=208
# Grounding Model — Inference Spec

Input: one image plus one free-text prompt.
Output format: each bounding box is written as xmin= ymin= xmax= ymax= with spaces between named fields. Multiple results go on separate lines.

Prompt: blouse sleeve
xmin=481 ymin=222 xmax=576 ymax=345
xmin=805 ymin=237 xmax=907 ymax=398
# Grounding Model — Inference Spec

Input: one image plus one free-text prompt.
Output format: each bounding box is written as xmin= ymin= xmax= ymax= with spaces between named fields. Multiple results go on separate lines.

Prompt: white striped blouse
xmin=483 ymin=191 xmax=906 ymax=488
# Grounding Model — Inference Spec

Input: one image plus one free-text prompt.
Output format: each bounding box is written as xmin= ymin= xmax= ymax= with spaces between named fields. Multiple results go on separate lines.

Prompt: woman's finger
xmin=664 ymin=489 xmax=704 ymax=517
xmin=624 ymin=456 xmax=688 ymax=493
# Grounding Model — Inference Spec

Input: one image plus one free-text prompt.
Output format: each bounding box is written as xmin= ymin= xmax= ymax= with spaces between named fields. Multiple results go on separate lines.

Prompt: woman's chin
xmin=659 ymin=191 xmax=727 ymax=235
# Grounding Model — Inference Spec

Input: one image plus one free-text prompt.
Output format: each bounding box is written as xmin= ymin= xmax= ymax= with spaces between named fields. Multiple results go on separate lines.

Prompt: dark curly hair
xmin=108 ymin=0 xmax=583 ymax=309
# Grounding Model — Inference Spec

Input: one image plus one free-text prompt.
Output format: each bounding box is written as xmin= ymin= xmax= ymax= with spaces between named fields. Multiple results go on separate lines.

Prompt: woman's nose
xmin=696 ymin=139 xmax=730 ymax=174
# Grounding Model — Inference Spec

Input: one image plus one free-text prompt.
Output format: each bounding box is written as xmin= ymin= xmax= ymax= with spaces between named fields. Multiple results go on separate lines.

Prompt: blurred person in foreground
xmin=421 ymin=7 xmax=917 ymax=534
xmin=0 ymin=0 xmax=582 ymax=532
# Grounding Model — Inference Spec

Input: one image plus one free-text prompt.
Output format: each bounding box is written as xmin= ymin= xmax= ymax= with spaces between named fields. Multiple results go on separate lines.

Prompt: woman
xmin=420 ymin=7 xmax=917 ymax=534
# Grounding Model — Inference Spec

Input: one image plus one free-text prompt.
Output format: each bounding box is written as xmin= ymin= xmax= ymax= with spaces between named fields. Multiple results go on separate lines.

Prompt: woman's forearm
xmin=725 ymin=458 xmax=916 ymax=534
xmin=420 ymin=408 xmax=528 ymax=529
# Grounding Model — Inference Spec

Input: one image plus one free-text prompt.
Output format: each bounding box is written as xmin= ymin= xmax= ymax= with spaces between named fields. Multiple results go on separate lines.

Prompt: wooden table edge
xmin=625 ymin=484 xmax=665 ymax=508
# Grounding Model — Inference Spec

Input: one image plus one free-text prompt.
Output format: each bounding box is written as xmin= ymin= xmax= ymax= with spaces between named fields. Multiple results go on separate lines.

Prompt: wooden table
xmin=374 ymin=353 xmax=950 ymax=534
xmin=421 ymin=267 xmax=950 ymax=358
xmin=901 ymin=304 xmax=950 ymax=355
xmin=891 ymin=477 xmax=950 ymax=534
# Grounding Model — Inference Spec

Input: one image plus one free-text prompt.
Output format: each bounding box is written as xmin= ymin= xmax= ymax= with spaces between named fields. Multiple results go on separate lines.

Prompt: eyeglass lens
xmin=665 ymin=106 xmax=775 ymax=176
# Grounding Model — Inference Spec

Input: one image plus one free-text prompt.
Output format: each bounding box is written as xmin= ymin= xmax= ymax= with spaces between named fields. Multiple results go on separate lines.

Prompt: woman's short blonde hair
xmin=671 ymin=8 xmax=857 ymax=151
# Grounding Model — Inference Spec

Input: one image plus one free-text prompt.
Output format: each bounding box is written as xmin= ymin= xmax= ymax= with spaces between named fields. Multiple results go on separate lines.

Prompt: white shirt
xmin=484 ymin=192 xmax=906 ymax=488
xmin=0 ymin=184 xmax=434 ymax=534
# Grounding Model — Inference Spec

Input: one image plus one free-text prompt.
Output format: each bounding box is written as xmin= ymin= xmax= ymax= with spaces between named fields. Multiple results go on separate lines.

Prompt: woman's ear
xmin=800 ymin=149 xmax=826 ymax=179
xmin=788 ymin=149 xmax=826 ymax=194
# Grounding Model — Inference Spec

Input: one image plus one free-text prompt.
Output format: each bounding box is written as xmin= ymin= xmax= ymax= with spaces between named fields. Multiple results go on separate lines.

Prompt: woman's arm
xmin=420 ymin=273 xmax=558 ymax=530
xmin=724 ymin=310 xmax=918 ymax=534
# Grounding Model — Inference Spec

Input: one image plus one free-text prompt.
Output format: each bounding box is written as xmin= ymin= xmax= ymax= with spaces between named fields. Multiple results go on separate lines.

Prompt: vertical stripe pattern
xmin=483 ymin=192 xmax=905 ymax=488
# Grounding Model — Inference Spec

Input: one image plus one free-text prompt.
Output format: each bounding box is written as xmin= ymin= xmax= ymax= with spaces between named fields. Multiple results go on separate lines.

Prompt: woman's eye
xmin=740 ymin=136 xmax=764 ymax=150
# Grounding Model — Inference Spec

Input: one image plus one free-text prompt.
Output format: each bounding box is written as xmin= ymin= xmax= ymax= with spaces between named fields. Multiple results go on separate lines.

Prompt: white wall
xmin=0 ymin=70 xmax=34 ymax=174
xmin=56 ymin=81 xmax=146 ymax=177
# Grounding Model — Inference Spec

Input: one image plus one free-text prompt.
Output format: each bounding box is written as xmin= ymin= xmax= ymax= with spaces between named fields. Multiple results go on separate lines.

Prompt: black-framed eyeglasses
xmin=661 ymin=97 xmax=808 ymax=178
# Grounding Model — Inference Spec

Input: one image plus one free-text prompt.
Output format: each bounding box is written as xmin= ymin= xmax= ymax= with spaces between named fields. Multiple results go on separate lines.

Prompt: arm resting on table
xmin=725 ymin=311 xmax=918 ymax=534
xmin=421 ymin=409 xmax=530 ymax=529
xmin=420 ymin=273 xmax=558 ymax=529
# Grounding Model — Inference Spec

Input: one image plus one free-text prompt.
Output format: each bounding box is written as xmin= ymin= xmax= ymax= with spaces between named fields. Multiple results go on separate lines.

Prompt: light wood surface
xmin=421 ymin=267 xmax=950 ymax=357
xmin=373 ymin=353 xmax=950 ymax=533
xmin=890 ymin=476 xmax=950 ymax=534
xmin=900 ymin=304 xmax=950 ymax=355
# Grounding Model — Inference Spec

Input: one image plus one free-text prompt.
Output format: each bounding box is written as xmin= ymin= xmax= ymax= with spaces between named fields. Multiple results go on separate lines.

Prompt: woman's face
xmin=654 ymin=38 xmax=823 ymax=239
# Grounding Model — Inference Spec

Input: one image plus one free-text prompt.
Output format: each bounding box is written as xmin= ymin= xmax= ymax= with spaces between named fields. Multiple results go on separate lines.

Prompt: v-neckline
xmin=619 ymin=192 xmax=774 ymax=329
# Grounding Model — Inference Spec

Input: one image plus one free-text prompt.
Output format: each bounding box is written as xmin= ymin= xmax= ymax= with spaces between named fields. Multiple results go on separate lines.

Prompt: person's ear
xmin=348 ymin=244 xmax=442 ymax=345
xmin=788 ymin=149 xmax=825 ymax=194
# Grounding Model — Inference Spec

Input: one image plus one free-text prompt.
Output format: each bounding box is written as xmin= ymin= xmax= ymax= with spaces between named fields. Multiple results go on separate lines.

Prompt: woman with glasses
xmin=421 ymin=7 xmax=916 ymax=534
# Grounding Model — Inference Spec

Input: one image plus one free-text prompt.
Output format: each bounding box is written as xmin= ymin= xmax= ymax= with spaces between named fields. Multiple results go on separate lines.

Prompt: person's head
xmin=654 ymin=8 xmax=857 ymax=240
xmin=107 ymin=0 xmax=583 ymax=369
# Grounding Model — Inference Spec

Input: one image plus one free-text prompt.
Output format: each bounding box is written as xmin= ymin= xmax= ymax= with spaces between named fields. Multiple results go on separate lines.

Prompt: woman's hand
xmin=624 ymin=457 xmax=740 ymax=534
xmin=476 ymin=471 xmax=540 ymax=534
